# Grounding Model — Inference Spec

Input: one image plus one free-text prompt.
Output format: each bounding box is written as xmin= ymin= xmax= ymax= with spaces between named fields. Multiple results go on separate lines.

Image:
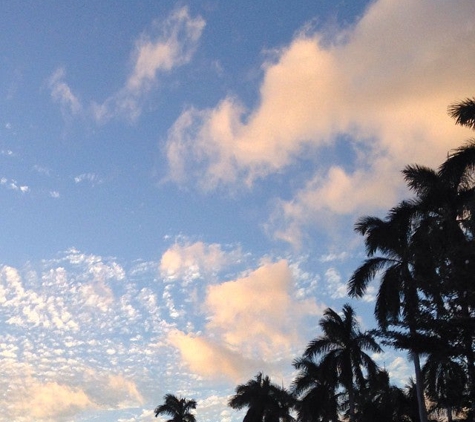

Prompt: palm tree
xmin=303 ymin=304 xmax=382 ymax=422
xmin=404 ymin=143 xmax=475 ymax=420
xmin=348 ymin=200 xmax=429 ymax=422
xmin=229 ymin=372 xmax=295 ymax=422
xmin=291 ymin=357 xmax=339 ymax=422
xmin=154 ymin=394 xmax=197 ymax=422
xmin=355 ymin=369 xmax=412 ymax=422
xmin=423 ymin=351 xmax=468 ymax=422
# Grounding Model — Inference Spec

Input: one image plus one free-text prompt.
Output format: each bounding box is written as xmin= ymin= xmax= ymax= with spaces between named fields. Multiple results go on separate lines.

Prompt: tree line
xmin=154 ymin=97 xmax=475 ymax=422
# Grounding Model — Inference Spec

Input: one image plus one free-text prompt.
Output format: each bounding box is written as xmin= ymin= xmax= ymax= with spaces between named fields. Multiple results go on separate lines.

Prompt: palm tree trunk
xmin=412 ymin=351 xmax=428 ymax=422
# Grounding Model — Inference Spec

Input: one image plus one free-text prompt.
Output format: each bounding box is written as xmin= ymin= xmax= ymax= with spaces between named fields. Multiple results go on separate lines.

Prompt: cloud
xmin=160 ymin=240 xmax=241 ymax=284
xmin=3 ymin=372 xmax=144 ymax=421
xmin=74 ymin=172 xmax=103 ymax=186
xmin=168 ymin=330 xmax=256 ymax=381
xmin=0 ymin=252 xmax=161 ymax=420
xmin=7 ymin=379 xmax=95 ymax=421
xmin=48 ymin=7 xmax=205 ymax=123
xmin=0 ymin=177 xmax=30 ymax=194
xmin=324 ymin=267 xmax=347 ymax=299
xmin=48 ymin=68 xmax=82 ymax=116
xmin=127 ymin=7 xmax=205 ymax=93
xmin=169 ymin=260 xmax=322 ymax=381
xmin=92 ymin=6 xmax=205 ymax=122
xmin=164 ymin=0 xmax=475 ymax=240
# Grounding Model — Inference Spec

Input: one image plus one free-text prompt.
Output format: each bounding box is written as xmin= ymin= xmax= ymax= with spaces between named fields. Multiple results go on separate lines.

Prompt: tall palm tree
xmin=291 ymin=357 xmax=339 ymax=422
xmin=303 ymin=304 xmax=382 ymax=422
xmin=404 ymin=142 xmax=475 ymax=420
xmin=154 ymin=394 xmax=197 ymax=422
xmin=347 ymin=200 xmax=429 ymax=422
xmin=229 ymin=372 xmax=295 ymax=422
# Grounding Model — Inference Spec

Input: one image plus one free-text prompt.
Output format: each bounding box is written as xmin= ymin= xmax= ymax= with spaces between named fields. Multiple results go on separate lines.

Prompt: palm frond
xmin=448 ymin=97 xmax=475 ymax=129
xmin=402 ymin=164 xmax=439 ymax=195
xmin=348 ymin=257 xmax=390 ymax=297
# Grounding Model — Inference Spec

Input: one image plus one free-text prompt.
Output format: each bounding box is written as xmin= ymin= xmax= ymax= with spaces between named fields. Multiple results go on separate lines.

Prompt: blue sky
xmin=1 ymin=1 xmax=475 ymax=421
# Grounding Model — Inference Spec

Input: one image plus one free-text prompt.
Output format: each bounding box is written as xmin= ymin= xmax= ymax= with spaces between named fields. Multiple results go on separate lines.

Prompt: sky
xmin=1 ymin=0 xmax=475 ymax=420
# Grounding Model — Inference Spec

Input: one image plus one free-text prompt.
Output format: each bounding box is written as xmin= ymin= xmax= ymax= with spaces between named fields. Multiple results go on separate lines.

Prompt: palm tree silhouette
xmin=292 ymin=356 xmax=339 ymax=422
xmin=448 ymin=97 xmax=475 ymax=129
xmin=229 ymin=372 xmax=295 ymax=422
xmin=303 ymin=304 xmax=381 ymax=422
xmin=154 ymin=394 xmax=197 ymax=422
xmin=348 ymin=201 xmax=428 ymax=422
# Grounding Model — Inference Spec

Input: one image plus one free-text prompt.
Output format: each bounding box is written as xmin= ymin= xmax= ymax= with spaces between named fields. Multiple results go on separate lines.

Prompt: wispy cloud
xmin=93 ymin=6 xmax=205 ymax=122
xmin=47 ymin=68 xmax=82 ymax=116
xmin=48 ymin=7 xmax=204 ymax=123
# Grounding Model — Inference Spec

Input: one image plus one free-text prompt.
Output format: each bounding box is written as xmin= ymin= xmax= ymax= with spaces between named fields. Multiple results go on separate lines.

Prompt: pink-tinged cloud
xmin=164 ymin=0 xmax=475 ymax=243
xmin=160 ymin=241 xmax=240 ymax=283
xmin=8 ymin=381 xmax=95 ymax=421
xmin=168 ymin=330 xmax=258 ymax=382
xmin=169 ymin=260 xmax=322 ymax=381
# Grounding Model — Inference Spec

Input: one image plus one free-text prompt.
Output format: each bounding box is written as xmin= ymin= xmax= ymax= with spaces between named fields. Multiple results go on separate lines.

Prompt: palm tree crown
xmin=304 ymin=304 xmax=381 ymax=422
xmin=229 ymin=372 xmax=295 ymax=422
xmin=154 ymin=394 xmax=197 ymax=422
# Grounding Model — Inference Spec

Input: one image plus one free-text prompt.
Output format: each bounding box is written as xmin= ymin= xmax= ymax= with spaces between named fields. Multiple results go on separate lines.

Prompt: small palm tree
xmin=154 ymin=394 xmax=197 ymax=422
xmin=304 ymin=304 xmax=382 ymax=422
xmin=229 ymin=372 xmax=295 ymax=422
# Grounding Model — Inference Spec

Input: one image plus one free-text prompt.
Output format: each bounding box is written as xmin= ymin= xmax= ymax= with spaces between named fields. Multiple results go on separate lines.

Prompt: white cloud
xmin=0 ymin=177 xmax=30 ymax=194
xmin=164 ymin=0 xmax=475 ymax=241
xmin=127 ymin=7 xmax=205 ymax=93
xmin=92 ymin=6 xmax=205 ymax=122
xmin=48 ymin=7 xmax=205 ymax=123
xmin=324 ymin=267 xmax=348 ymax=299
xmin=48 ymin=67 xmax=82 ymax=116
xmin=160 ymin=240 xmax=241 ymax=284
xmin=74 ymin=172 xmax=103 ymax=186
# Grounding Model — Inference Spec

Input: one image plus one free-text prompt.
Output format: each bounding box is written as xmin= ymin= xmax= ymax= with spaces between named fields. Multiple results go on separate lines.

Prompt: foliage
xmin=229 ymin=372 xmax=295 ymax=422
xmin=154 ymin=394 xmax=197 ymax=422
xmin=159 ymin=97 xmax=475 ymax=422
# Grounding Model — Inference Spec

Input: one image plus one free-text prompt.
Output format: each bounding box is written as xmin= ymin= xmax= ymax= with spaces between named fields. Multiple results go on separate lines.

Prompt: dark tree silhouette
xmin=448 ymin=97 xmax=475 ymax=129
xmin=347 ymin=201 xmax=429 ymax=422
xmin=154 ymin=394 xmax=197 ymax=422
xmin=229 ymin=372 xmax=295 ymax=422
xmin=303 ymin=304 xmax=381 ymax=422
xmin=292 ymin=357 xmax=340 ymax=422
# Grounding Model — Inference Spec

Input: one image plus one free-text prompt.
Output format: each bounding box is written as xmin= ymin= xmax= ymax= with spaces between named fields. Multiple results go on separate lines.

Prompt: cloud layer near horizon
xmin=0 ymin=243 xmax=329 ymax=420
xmin=165 ymin=0 xmax=475 ymax=246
